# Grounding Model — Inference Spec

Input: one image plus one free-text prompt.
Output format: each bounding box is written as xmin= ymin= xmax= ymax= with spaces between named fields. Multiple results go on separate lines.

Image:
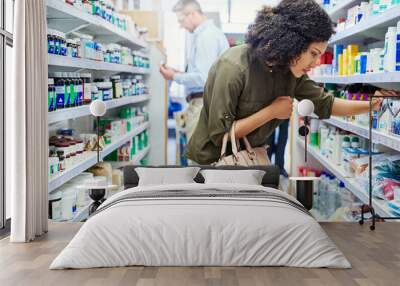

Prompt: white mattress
xmin=50 ymin=183 xmax=351 ymax=269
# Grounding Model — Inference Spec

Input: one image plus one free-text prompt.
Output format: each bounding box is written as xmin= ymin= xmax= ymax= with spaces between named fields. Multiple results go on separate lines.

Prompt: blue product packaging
xmin=360 ymin=54 xmax=367 ymax=74
xmin=333 ymin=44 xmax=344 ymax=73
xmin=48 ymin=35 xmax=55 ymax=54
xmin=396 ymin=34 xmax=400 ymax=71
xmin=372 ymin=111 xmax=379 ymax=129
xmin=55 ymin=82 xmax=65 ymax=109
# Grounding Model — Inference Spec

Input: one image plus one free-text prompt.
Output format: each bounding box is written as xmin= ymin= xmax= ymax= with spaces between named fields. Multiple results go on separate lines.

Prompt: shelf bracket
xmin=66 ymin=23 xmax=92 ymax=36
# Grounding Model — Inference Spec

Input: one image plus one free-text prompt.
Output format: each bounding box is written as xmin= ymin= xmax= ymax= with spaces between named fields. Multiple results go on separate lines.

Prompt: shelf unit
xmin=292 ymin=3 xmax=400 ymax=223
xmin=48 ymin=94 xmax=150 ymax=124
xmin=46 ymin=0 xmax=147 ymax=50
xmin=329 ymin=5 xmax=400 ymax=45
xmin=326 ymin=0 xmax=361 ymax=22
xmin=46 ymin=0 xmax=155 ymax=196
xmin=297 ymin=139 xmax=392 ymax=218
xmin=310 ymin=72 xmax=400 ymax=84
xmin=48 ymin=54 xmax=150 ymax=74
xmin=48 ymin=122 xmax=149 ymax=192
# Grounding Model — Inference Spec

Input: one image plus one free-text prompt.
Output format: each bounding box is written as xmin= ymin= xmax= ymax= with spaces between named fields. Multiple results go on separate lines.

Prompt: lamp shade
xmin=90 ymin=100 xmax=107 ymax=117
xmin=298 ymin=99 xmax=314 ymax=117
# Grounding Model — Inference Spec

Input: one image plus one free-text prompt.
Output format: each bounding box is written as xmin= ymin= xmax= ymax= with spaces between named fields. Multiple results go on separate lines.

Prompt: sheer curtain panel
xmin=8 ymin=0 xmax=48 ymax=242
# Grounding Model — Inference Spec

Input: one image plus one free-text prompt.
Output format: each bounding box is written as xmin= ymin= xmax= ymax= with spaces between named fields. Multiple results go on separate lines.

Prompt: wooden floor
xmin=0 ymin=222 xmax=399 ymax=286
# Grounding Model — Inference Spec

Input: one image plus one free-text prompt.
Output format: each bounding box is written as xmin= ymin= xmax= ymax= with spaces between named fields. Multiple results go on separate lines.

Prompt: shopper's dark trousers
xmin=267 ymin=119 xmax=289 ymax=175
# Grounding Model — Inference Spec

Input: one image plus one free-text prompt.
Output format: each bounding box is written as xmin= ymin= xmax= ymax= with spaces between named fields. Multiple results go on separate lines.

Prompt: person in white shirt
xmin=160 ymin=0 xmax=229 ymax=164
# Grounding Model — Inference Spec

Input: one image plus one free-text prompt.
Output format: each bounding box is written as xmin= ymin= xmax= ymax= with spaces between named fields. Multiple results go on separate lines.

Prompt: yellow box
xmin=348 ymin=44 xmax=359 ymax=56
xmin=338 ymin=54 xmax=343 ymax=75
xmin=348 ymin=55 xmax=354 ymax=75
xmin=343 ymin=49 xmax=348 ymax=76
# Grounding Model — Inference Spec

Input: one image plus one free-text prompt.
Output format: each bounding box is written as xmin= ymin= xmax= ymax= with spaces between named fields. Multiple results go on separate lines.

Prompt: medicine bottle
xmin=111 ymin=75 xmax=122 ymax=98
xmin=81 ymin=73 xmax=92 ymax=104
xmin=48 ymin=34 xmax=55 ymax=54
xmin=48 ymin=78 xmax=56 ymax=112
xmin=74 ymin=74 xmax=83 ymax=106
xmin=54 ymin=34 xmax=61 ymax=55
xmin=54 ymin=73 xmax=66 ymax=109
xmin=56 ymin=150 xmax=65 ymax=172
xmin=71 ymin=73 xmax=79 ymax=107
xmin=64 ymin=72 xmax=73 ymax=108
xmin=60 ymin=37 xmax=67 ymax=56
xmin=351 ymin=137 xmax=360 ymax=149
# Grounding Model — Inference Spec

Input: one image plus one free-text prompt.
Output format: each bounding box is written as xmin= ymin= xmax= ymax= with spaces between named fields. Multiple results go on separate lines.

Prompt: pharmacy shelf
xmin=108 ymin=146 xmax=151 ymax=169
xmin=48 ymin=122 xmax=150 ymax=192
xmin=48 ymin=94 xmax=151 ymax=124
xmin=310 ymin=72 xmax=400 ymax=84
xmin=326 ymin=0 xmax=361 ymax=22
xmin=297 ymin=139 xmax=392 ymax=217
xmin=329 ymin=5 xmax=400 ymax=45
xmin=323 ymin=116 xmax=400 ymax=152
xmin=48 ymin=54 xmax=150 ymax=74
xmin=46 ymin=0 xmax=147 ymax=50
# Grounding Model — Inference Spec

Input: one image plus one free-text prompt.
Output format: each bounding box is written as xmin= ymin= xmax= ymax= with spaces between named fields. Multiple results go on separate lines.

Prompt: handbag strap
xmin=242 ymin=136 xmax=255 ymax=154
xmin=230 ymin=121 xmax=255 ymax=155
xmin=230 ymin=122 xmax=239 ymax=155
xmin=220 ymin=132 xmax=229 ymax=158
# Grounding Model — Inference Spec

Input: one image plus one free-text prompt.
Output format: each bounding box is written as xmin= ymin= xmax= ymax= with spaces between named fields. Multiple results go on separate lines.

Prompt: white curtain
xmin=8 ymin=0 xmax=48 ymax=242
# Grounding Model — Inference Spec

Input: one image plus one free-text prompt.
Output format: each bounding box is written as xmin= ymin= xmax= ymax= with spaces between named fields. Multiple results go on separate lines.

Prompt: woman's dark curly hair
xmin=246 ymin=0 xmax=334 ymax=69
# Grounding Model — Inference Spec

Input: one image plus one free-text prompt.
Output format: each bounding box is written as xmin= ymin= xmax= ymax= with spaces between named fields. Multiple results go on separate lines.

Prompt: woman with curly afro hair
xmin=185 ymin=0 xmax=395 ymax=165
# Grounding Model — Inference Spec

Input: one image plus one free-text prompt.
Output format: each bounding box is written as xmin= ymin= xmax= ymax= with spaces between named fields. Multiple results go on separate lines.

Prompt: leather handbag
xmin=214 ymin=122 xmax=270 ymax=166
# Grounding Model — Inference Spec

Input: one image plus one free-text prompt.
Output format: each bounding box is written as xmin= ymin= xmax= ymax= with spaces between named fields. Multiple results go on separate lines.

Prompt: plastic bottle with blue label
xmin=63 ymin=73 xmax=72 ymax=108
xmin=396 ymin=20 xmax=400 ymax=71
xmin=54 ymin=72 xmax=66 ymax=109
xmin=384 ymin=26 xmax=397 ymax=72
xmin=48 ymin=78 xmax=56 ymax=112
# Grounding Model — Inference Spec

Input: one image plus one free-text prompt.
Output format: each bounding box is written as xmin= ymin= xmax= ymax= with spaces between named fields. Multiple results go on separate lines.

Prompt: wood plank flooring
xmin=0 ymin=222 xmax=399 ymax=286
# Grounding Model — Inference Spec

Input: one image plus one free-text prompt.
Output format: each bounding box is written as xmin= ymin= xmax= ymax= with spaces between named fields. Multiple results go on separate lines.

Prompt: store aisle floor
xmin=0 ymin=222 xmax=399 ymax=286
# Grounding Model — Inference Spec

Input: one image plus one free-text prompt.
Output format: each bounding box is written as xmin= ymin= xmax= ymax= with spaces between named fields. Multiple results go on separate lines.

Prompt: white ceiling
xmin=162 ymin=0 xmax=280 ymax=34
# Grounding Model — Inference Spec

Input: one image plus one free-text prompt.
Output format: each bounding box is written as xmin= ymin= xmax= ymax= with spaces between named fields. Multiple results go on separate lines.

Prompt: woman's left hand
xmin=372 ymin=97 xmax=383 ymax=111
xmin=372 ymin=90 xmax=400 ymax=111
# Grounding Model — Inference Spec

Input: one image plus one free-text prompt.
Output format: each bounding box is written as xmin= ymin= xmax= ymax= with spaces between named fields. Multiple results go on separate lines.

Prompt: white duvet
xmin=50 ymin=183 xmax=351 ymax=269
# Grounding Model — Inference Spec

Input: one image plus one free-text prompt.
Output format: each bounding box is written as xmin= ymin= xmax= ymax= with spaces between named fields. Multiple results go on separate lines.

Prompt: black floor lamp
xmin=79 ymin=100 xmax=116 ymax=215
xmin=291 ymin=100 xmax=319 ymax=210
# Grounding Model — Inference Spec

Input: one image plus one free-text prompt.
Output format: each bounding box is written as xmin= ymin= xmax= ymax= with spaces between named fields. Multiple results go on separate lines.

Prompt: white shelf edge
xmin=48 ymin=54 xmax=150 ymax=74
xmin=323 ymin=116 xmax=400 ymax=152
xmin=326 ymin=0 xmax=360 ymax=20
xmin=132 ymin=145 xmax=150 ymax=164
xmin=329 ymin=6 xmax=400 ymax=44
xmin=48 ymin=95 xmax=151 ymax=124
xmin=48 ymin=122 xmax=149 ymax=192
xmin=310 ymin=72 xmax=400 ymax=84
xmin=46 ymin=0 xmax=147 ymax=49
xmin=297 ymin=138 xmax=392 ymax=217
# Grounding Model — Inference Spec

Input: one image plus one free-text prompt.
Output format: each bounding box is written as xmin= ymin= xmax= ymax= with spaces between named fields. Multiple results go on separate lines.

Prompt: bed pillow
xmin=200 ymin=169 xmax=266 ymax=185
xmin=135 ymin=167 xmax=201 ymax=186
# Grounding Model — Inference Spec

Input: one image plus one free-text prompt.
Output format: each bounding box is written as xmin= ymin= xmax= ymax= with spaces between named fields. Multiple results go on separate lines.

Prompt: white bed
xmin=50 ymin=182 xmax=351 ymax=269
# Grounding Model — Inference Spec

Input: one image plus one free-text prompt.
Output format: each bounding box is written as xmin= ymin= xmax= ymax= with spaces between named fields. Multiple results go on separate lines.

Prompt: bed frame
xmin=123 ymin=165 xmax=281 ymax=190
